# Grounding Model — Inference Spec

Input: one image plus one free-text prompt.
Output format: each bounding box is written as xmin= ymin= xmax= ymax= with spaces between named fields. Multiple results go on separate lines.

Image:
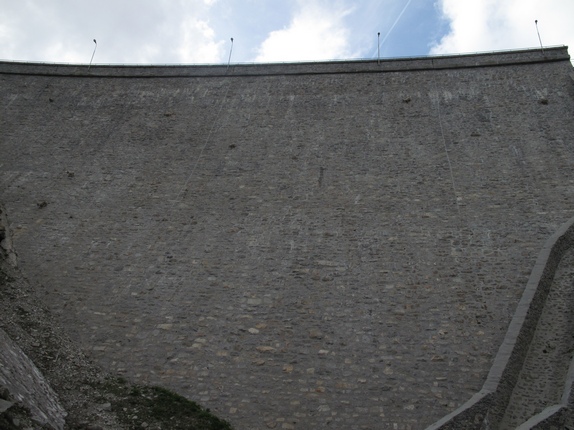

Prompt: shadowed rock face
xmin=0 ymin=205 xmax=17 ymax=266
xmin=0 ymin=328 xmax=66 ymax=430
xmin=1 ymin=48 xmax=574 ymax=429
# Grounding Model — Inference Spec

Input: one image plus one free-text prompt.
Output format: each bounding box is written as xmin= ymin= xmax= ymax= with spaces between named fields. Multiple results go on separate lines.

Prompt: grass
xmin=93 ymin=377 xmax=234 ymax=430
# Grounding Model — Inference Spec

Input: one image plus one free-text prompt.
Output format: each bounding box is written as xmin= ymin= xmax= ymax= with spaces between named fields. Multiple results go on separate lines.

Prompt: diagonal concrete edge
xmin=425 ymin=215 xmax=574 ymax=430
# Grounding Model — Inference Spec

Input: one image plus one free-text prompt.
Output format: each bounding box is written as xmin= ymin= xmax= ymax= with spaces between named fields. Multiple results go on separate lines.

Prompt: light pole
xmin=88 ymin=39 xmax=97 ymax=70
xmin=535 ymin=20 xmax=544 ymax=54
xmin=377 ymin=32 xmax=380 ymax=64
xmin=227 ymin=37 xmax=234 ymax=69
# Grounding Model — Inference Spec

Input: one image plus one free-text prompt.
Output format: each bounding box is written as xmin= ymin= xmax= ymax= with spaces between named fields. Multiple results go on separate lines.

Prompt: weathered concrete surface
xmin=1 ymin=47 xmax=574 ymax=429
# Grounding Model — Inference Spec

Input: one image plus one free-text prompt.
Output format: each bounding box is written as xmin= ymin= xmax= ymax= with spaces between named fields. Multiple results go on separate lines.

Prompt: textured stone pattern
xmin=483 ymin=233 xmax=571 ymax=429
xmin=0 ymin=328 xmax=66 ymax=429
xmin=426 ymin=391 xmax=493 ymax=430
xmin=427 ymin=220 xmax=574 ymax=429
xmin=499 ymin=247 xmax=574 ymax=428
xmin=1 ymin=52 xmax=574 ymax=429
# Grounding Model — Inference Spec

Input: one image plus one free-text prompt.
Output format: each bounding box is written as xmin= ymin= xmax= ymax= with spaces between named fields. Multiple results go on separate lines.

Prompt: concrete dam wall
xmin=1 ymin=47 xmax=574 ymax=429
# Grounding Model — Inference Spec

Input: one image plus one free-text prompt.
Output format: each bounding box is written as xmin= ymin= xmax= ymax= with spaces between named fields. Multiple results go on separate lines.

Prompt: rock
xmin=0 ymin=205 xmax=18 ymax=266
xmin=0 ymin=398 xmax=14 ymax=413
xmin=98 ymin=402 xmax=112 ymax=411
xmin=309 ymin=329 xmax=323 ymax=339
xmin=0 ymin=329 xmax=66 ymax=429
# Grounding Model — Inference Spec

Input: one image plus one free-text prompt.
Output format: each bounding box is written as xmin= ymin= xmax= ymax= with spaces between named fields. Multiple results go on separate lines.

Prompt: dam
xmin=1 ymin=47 xmax=574 ymax=429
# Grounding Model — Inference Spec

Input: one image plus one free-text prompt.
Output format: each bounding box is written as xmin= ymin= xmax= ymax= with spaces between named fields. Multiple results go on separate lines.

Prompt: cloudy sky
xmin=0 ymin=0 xmax=573 ymax=65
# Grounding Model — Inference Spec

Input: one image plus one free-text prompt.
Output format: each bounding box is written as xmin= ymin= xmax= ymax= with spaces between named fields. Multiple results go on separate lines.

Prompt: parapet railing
xmin=0 ymin=46 xmax=569 ymax=78
xmin=426 ymin=215 xmax=574 ymax=429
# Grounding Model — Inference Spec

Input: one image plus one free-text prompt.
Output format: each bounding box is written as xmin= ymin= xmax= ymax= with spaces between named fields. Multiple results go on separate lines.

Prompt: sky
xmin=0 ymin=0 xmax=573 ymax=65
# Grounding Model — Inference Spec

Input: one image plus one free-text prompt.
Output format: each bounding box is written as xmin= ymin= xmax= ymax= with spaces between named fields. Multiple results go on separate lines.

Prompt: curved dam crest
xmin=1 ymin=47 xmax=574 ymax=429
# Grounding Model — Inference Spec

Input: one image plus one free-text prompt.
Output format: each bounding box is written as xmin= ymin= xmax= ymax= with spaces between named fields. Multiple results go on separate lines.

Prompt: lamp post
xmin=88 ymin=39 xmax=97 ymax=70
xmin=535 ymin=20 xmax=544 ymax=54
xmin=377 ymin=32 xmax=380 ymax=64
xmin=227 ymin=37 xmax=234 ymax=69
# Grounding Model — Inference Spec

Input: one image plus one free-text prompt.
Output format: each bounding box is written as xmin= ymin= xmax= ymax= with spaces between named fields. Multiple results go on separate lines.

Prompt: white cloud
xmin=4 ymin=0 xmax=571 ymax=65
xmin=177 ymin=17 xmax=225 ymax=64
xmin=254 ymin=0 xmax=356 ymax=62
xmin=431 ymin=0 xmax=574 ymax=55
xmin=0 ymin=0 xmax=225 ymax=64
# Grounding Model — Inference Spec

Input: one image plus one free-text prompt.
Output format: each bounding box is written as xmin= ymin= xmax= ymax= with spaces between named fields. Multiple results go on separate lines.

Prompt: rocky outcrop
xmin=0 ymin=204 xmax=17 ymax=267
xmin=0 ymin=204 xmax=67 ymax=429
xmin=0 ymin=328 xmax=67 ymax=429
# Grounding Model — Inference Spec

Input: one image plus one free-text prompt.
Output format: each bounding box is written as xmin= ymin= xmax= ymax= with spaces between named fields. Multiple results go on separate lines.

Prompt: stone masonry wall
xmin=426 ymin=215 xmax=574 ymax=429
xmin=1 ymin=48 xmax=573 ymax=429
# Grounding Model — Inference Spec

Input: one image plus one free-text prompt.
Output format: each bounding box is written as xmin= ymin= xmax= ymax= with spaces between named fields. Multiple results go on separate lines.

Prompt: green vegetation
xmin=94 ymin=377 xmax=233 ymax=430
